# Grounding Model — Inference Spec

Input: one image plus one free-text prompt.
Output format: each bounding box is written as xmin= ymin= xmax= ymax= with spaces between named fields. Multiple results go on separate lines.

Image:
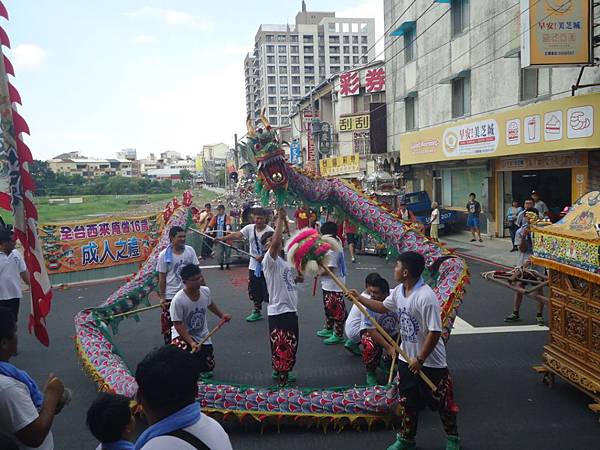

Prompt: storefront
xmin=398 ymin=92 xmax=600 ymax=236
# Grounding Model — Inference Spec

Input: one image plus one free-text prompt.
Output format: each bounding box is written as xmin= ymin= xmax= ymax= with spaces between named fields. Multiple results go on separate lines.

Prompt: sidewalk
xmin=441 ymin=231 xmax=518 ymax=269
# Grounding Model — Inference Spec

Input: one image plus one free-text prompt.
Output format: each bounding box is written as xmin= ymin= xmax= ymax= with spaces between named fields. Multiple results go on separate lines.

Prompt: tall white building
xmin=245 ymin=1 xmax=376 ymax=129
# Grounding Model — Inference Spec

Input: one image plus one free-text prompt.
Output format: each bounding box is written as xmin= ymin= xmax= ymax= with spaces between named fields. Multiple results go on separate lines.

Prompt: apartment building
xmin=245 ymin=1 xmax=376 ymax=131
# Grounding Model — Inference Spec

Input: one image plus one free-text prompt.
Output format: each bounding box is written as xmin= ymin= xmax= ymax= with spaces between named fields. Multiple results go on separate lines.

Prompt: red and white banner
xmin=0 ymin=2 xmax=53 ymax=346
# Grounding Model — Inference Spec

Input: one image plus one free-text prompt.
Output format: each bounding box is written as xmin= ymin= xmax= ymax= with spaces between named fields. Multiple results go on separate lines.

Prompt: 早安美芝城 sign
xmin=399 ymin=92 xmax=599 ymax=165
xmin=39 ymin=215 xmax=160 ymax=274
xmin=521 ymin=0 xmax=592 ymax=67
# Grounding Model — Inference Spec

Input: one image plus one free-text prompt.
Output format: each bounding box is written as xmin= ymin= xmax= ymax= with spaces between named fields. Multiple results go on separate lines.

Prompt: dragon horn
xmin=259 ymin=108 xmax=271 ymax=128
xmin=246 ymin=114 xmax=256 ymax=138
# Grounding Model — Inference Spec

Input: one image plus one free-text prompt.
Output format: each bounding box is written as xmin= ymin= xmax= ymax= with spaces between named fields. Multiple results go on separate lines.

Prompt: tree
xmin=179 ymin=169 xmax=193 ymax=183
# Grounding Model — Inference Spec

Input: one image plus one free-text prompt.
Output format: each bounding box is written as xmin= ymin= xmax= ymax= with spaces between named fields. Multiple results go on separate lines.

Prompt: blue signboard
xmin=290 ymin=141 xmax=302 ymax=165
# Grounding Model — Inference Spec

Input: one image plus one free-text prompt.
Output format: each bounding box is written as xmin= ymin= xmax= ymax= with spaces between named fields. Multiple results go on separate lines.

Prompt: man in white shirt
xmin=215 ymin=208 xmax=273 ymax=322
xmin=0 ymin=307 xmax=66 ymax=450
xmin=531 ymin=190 xmax=549 ymax=219
xmin=350 ymin=252 xmax=460 ymax=450
xmin=261 ymin=208 xmax=303 ymax=386
xmin=0 ymin=225 xmax=30 ymax=321
xmin=157 ymin=226 xmax=200 ymax=344
xmin=134 ymin=346 xmax=232 ymax=450
xmin=429 ymin=202 xmax=440 ymax=242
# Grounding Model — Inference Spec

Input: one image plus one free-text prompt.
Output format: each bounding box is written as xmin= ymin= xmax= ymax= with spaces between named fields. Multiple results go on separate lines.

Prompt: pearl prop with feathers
xmin=285 ymin=228 xmax=338 ymax=278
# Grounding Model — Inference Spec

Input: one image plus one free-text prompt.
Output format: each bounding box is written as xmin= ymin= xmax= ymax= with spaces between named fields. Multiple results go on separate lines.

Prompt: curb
xmin=454 ymin=252 xmax=512 ymax=270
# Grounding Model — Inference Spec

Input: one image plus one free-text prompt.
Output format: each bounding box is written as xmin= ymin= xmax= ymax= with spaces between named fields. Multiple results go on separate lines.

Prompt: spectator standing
xmin=396 ymin=200 xmax=416 ymax=223
xmin=466 ymin=193 xmax=482 ymax=243
xmin=531 ymin=191 xmax=549 ymax=219
xmin=506 ymin=200 xmax=523 ymax=252
xmin=516 ymin=199 xmax=535 ymax=228
xmin=0 ymin=307 xmax=67 ymax=450
xmin=206 ymin=205 xmax=232 ymax=270
xmin=430 ymin=202 xmax=440 ymax=242
xmin=343 ymin=218 xmax=358 ymax=263
xmin=0 ymin=223 xmax=29 ymax=321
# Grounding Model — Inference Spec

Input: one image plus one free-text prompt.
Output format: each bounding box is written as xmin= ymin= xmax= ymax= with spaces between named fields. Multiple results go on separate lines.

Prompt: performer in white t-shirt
xmin=349 ymin=251 xmax=460 ymax=450
xmin=169 ymin=265 xmax=230 ymax=380
xmin=315 ymin=221 xmax=347 ymax=345
xmin=156 ymin=226 xmax=200 ymax=344
xmin=215 ymin=208 xmax=273 ymax=323
xmin=261 ymin=208 xmax=304 ymax=387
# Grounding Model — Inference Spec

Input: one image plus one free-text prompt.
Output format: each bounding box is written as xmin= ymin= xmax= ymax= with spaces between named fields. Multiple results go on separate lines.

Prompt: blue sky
xmin=4 ymin=0 xmax=383 ymax=161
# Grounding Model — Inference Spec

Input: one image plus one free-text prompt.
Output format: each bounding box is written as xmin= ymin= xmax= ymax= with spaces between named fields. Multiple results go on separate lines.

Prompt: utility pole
xmin=234 ymin=133 xmax=239 ymax=168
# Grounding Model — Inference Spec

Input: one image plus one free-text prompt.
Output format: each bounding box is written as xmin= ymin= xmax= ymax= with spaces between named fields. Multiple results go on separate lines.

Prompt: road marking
xmin=452 ymin=316 xmax=548 ymax=335
xmin=355 ymin=267 xmax=378 ymax=270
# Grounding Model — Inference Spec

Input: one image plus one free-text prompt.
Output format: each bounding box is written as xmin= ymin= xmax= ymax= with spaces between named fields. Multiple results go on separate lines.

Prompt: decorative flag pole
xmin=0 ymin=2 xmax=53 ymax=346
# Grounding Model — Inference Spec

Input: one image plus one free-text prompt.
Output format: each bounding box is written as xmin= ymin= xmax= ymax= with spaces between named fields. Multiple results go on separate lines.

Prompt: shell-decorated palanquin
xmin=74 ymin=116 xmax=470 ymax=427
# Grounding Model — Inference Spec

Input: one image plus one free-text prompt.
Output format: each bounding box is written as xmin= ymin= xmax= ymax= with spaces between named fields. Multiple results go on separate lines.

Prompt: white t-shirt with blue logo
xmin=262 ymin=253 xmax=298 ymax=316
xmin=156 ymin=245 xmax=199 ymax=299
xmin=170 ymin=286 xmax=212 ymax=344
xmin=383 ymin=278 xmax=446 ymax=368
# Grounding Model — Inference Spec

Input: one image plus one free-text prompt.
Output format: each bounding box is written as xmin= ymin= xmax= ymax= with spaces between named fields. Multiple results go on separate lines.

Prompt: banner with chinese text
xmin=319 ymin=154 xmax=361 ymax=177
xmin=339 ymin=114 xmax=370 ymax=132
xmin=39 ymin=215 xmax=160 ymax=274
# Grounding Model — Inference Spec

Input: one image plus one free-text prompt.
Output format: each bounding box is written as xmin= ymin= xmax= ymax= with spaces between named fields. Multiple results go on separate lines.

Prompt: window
xmin=343 ymin=45 xmax=350 ymax=53
xmin=291 ymin=56 xmax=299 ymax=64
xmin=269 ymin=107 xmax=277 ymax=115
xmin=292 ymin=86 xmax=301 ymax=95
xmin=268 ymin=86 xmax=276 ymax=94
xmin=270 ymin=116 xmax=278 ymax=125
xmin=329 ymin=46 xmax=340 ymax=54
xmin=335 ymin=23 xmax=341 ymax=32
xmin=361 ymin=35 xmax=368 ymax=44
xmin=305 ymin=85 xmax=313 ymax=94
xmin=281 ymin=96 xmax=288 ymax=104
xmin=361 ymin=46 xmax=368 ymax=54
xmin=352 ymin=46 xmax=359 ymax=53
xmin=304 ymin=45 xmax=314 ymax=54
xmin=451 ymin=0 xmax=470 ymax=37
xmin=290 ymin=35 xmax=299 ymax=43
xmin=362 ymin=56 xmax=368 ymax=63
xmin=266 ymin=45 xmax=274 ymax=53
xmin=330 ymin=56 xmax=340 ymax=64
xmin=267 ymin=66 xmax=275 ymax=74
xmin=404 ymin=26 xmax=415 ymax=63
xmin=352 ymin=36 xmax=359 ymax=44
xmin=304 ymin=55 xmax=314 ymax=64
xmin=267 ymin=76 xmax=276 ymax=84
xmin=360 ymin=23 xmax=368 ymax=32
xmin=291 ymin=65 xmax=300 ymax=74
xmin=281 ymin=117 xmax=289 ymax=125
xmin=353 ymin=56 xmax=359 ymax=64
xmin=267 ymin=56 xmax=275 ymax=64
xmin=344 ymin=56 xmax=350 ymax=64
xmin=292 ymin=76 xmax=300 ymax=84
xmin=276 ymin=35 xmax=286 ymax=42
xmin=329 ymin=35 xmax=340 ymax=44
xmin=291 ymin=45 xmax=299 ymax=54
xmin=305 ymin=66 xmax=315 ymax=74
xmin=268 ymin=96 xmax=277 ymax=105
xmin=520 ymin=68 xmax=538 ymax=101
xmin=266 ymin=34 xmax=274 ymax=42
xmin=303 ymin=35 xmax=313 ymax=43
xmin=352 ymin=23 xmax=359 ymax=33
xmin=343 ymin=36 xmax=349 ymax=44
xmin=304 ymin=76 xmax=315 ymax=84
xmin=443 ymin=167 xmax=487 ymax=208
xmin=278 ymin=45 xmax=286 ymax=52
xmin=328 ymin=23 xmax=336 ymax=32
xmin=281 ymin=107 xmax=289 ymax=115
xmin=279 ymin=76 xmax=288 ymax=84
xmin=279 ymin=66 xmax=288 ymax=74
xmin=344 ymin=66 xmax=351 ymax=71
xmin=405 ymin=96 xmax=416 ymax=131
xmin=343 ymin=23 xmax=350 ymax=33
xmin=278 ymin=55 xmax=287 ymax=64
xmin=451 ymin=74 xmax=471 ymax=118
xmin=331 ymin=66 xmax=340 ymax=73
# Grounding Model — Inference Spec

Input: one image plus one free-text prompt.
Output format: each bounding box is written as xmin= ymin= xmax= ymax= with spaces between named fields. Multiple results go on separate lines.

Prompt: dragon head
xmin=239 ymin=109 xmax=290 ymax=206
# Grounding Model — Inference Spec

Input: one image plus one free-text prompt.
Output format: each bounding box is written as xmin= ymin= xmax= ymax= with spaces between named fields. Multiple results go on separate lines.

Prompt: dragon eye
xmin=271 ymin=172 xmax=283 ymax=183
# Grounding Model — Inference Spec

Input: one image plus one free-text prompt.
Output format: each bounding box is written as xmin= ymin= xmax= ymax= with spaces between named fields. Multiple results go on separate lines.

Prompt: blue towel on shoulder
xmin=134 ymin=402 xmax=201 ymax=450
xmin=0 ymin=361 xmax=43 ymax=408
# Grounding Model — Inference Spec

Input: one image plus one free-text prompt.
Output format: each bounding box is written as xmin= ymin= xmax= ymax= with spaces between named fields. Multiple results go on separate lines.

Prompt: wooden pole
xmin=109 ymin=303 xmax=167 ymax=320
xmin=191 ymin=318 xmax=229 ymax=353
xmin=190 ymin=229 xmax=256 ymax=260
xmin=319 ymin=264 xmax=437 ymax=392
xmin=387 ymin=333 xmax=401 ymax=385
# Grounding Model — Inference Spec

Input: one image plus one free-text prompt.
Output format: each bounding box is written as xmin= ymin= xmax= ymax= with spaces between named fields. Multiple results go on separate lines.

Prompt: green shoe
xmin=199 ymin=371 xmax=213 ymax=380
xmin=344 ymin=339 xmax=362 ymax=356
xmin=272 ymin=370 xmax=297 ymax=382
xmin=387 ymin=435 xmax=416 ymax=450
xmin=323 ymin=334 xmax=345 ymax=345
xmin=316 ymin=328 xmax=333 ymax=338
xmin=246 ymin=311 xmax=263 ymax=322
xmin=446 ymin=435 xmax=460 ymax=450
xmin=366 ymin=371 xmax=378 ymax=386
xmin=504 ymin=312 xmax=520 ymax=323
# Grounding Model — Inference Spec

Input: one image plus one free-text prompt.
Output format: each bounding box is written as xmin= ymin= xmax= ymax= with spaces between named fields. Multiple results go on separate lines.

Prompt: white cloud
xmin=130 ymin=35 xmax=157 ymax=45
xmin=11 ymin=44 xmax=48 ymax=72
xmin=137 ymin=63 xmax=245 ymax=156
xmin=128 ymin=6 xmax=213 ymax=30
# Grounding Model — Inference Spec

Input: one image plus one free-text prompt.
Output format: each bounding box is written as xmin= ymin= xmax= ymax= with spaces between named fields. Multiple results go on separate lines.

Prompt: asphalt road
xmin=13 ymin=254 xmax=600 ymax=450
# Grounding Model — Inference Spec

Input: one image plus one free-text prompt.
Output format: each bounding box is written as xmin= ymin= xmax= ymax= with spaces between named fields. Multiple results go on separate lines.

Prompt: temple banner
xmin=39 ymin=215 xmax=160 ymax=274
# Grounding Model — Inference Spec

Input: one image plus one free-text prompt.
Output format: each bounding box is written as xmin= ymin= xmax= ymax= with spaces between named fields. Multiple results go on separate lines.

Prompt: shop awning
xmin=390 ymin=21 xmax=415 ymax=37
xmin=438 ymin=69 xmax=470 ymax=84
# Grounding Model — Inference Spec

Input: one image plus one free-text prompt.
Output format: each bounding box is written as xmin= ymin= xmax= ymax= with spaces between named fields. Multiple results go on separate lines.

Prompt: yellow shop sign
xmin=399 ymin=93 xmax=600 ymax=165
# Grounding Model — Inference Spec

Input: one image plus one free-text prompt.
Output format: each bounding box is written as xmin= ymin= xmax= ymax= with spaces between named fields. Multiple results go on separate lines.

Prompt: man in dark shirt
xmin=466 ymin=193 xmax=482 ymax=243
